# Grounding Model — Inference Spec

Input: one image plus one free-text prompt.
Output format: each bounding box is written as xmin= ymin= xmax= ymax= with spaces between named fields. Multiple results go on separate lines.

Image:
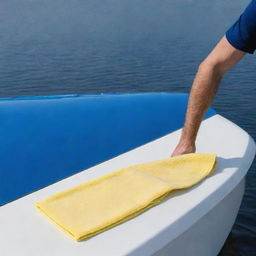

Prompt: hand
xmin=171 ymin=142 xmax=196 ymax=157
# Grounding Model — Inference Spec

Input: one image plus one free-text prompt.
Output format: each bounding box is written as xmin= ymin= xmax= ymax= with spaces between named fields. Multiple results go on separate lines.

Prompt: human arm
xmin=171 ymin=35 xmax=246 ymax=157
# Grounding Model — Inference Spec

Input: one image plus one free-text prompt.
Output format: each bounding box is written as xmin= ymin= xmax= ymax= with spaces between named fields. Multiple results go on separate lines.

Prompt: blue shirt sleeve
xmin=226 ymin=0 xmax=256 ymax=54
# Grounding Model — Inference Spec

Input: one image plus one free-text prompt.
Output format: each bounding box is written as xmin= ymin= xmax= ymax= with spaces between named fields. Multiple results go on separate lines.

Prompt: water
xmin=0 ymin=0 xmax=255 ymax=254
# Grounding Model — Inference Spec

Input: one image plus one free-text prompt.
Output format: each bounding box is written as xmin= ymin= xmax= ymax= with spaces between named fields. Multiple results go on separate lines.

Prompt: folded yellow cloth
xmin=35 ymin=153 xmax=217 ymax=241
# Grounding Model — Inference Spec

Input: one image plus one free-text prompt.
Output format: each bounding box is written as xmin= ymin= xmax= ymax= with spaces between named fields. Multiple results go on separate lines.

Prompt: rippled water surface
xmin=0 ymin=0 xmax=255 ymax=254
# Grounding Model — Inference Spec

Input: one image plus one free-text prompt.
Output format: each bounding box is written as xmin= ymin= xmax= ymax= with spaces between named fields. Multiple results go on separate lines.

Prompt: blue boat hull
xmin=0 ymin=92 xmax=216 ymax=205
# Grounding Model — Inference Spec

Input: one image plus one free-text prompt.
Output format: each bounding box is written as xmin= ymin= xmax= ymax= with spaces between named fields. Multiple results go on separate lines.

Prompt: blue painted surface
xmin=0 ymin=92 xmax=216 ymax=205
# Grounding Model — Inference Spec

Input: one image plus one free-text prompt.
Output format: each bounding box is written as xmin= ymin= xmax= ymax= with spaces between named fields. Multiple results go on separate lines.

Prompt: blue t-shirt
xmin=226 ymin=0 xmax=256 ymax=54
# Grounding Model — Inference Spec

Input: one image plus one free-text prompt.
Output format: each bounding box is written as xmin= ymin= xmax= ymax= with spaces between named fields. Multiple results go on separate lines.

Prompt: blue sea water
xmin=0 ymin=0 xmax=255 ymax=254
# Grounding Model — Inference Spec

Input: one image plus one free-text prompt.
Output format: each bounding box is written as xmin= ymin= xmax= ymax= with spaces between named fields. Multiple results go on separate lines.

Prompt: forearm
xmin=179 ymin=62 xmax=224 ymax=145
xmin=171 ymin=36 xmax=246 ymax=157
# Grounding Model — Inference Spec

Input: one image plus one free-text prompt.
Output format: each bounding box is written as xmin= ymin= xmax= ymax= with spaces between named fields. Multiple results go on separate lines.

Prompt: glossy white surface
xmin=153 ymin=178 xmax=245 ymax=256
xmin=1 ymin=114 xmax=255 ymax=256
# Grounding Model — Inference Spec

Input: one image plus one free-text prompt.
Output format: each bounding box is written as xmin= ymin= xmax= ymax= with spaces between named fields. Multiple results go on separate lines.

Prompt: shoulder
xmin=226 ymin=0 xmax=256 ymax=54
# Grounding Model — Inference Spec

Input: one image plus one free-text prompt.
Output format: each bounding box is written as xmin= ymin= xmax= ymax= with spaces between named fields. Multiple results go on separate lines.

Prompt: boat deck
xmin=1 ymin=114 xmax=255 ymax=256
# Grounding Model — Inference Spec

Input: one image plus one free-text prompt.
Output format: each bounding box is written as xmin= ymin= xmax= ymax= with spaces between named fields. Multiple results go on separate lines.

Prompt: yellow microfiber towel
xmin=35 ymin=153 xmax=217 ymax=241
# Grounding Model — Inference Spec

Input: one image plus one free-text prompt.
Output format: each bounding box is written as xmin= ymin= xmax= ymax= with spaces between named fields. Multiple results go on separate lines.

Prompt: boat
xmin=0 ymin=92 xmax=255 ymax=256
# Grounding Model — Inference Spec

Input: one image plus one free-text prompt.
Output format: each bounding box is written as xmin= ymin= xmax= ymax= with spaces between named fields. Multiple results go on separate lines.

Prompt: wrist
xmin=171 ymin=140 xmax=196 ymax=157
xmin=178 ymin=137 xmax=196 ymax=147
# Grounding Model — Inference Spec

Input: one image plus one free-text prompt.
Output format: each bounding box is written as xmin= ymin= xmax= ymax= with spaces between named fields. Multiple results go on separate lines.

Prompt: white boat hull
xmin=153 ymin=178 xmax=245 ymax=256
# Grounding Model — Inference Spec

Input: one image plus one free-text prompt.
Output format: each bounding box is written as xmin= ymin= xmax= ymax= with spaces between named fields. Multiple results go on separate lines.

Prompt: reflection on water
xmin=0 ymin=0 xmax=255 ymax=254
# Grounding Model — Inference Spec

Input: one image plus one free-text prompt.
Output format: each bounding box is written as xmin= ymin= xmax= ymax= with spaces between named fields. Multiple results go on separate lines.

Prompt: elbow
xmin=198 ymin=60 xmax=227 ymax=77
